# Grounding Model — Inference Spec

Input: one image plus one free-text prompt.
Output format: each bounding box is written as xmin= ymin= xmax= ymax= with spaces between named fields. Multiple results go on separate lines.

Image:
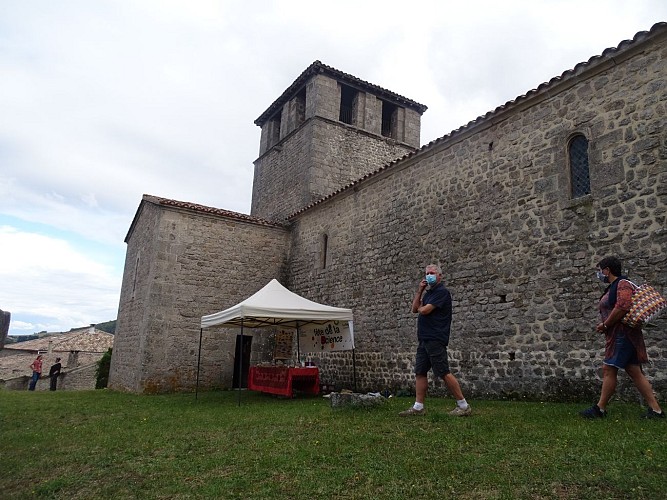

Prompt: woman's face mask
xmin=596 ymin=270 xmax=608 ymax=283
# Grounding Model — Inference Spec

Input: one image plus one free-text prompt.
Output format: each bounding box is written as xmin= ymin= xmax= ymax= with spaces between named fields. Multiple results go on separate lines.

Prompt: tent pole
xmin=296 ymin=321 xmax=301 ymax=365
xmin=238 ymin=320 xmax=244 ymax=407
xmin=352 ymin=348 xmax=357 ymax=392
xmin=196 ymin=328 xmax=203 ymax=400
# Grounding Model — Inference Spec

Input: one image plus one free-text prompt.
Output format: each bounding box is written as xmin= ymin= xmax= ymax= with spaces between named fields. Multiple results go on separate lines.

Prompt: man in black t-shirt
xmin=399 ymin=264 xmax=472 ymax=417
xmin=49 ymin=358 xmax=62 ymax=391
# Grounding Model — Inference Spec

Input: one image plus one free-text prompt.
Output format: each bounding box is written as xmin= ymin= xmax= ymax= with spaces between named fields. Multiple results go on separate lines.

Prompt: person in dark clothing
xmin=399 ymin=264 xmax=472 ymax=417
xmin=49 ymin=357 xmax=62 ymax=391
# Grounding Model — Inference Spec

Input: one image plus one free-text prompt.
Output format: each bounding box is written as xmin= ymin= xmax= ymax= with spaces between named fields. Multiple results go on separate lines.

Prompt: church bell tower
xmin=251 ymin=61 xmax=427 ymax=222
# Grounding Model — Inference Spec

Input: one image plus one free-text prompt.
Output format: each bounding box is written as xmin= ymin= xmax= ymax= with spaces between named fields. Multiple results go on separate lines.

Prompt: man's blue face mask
xmin=425 ymin=274 xmax=437 ymax=286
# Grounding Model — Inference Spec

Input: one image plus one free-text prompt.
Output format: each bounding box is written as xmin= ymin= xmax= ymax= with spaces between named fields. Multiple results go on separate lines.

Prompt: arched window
xmin=569 ymin=134 xmax=590 ymax=198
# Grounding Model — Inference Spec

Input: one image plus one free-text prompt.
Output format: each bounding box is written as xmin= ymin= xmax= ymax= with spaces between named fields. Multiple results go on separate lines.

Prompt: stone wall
xmin=252 ymin=69 xmax=421 ymax=222
xmin=284 ymin=31 xmax=667 ymax=401
xmin=109 ymin=200 xmax=290 ymax=394
xmin=0 ymin=309 xmax=9 ymax=350
xmin=108 ymin=201 xmax=161 ymax=393
xmin=252 ymin=116 xmax=417 ymax=221
xmin=2 ymin=363 xmax=99 ymax=391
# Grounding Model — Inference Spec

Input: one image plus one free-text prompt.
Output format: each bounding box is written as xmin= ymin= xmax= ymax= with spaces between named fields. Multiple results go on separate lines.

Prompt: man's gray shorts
xmin=415 ymin=340 xmax=450 ymax=378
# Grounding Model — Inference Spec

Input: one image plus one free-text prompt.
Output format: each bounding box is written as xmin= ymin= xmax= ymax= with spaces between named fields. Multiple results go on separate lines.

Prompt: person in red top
xmin=28 ymin=354 xmax=43 ymax=391
xmin=580 ymin=256 xmax=664 ymax=419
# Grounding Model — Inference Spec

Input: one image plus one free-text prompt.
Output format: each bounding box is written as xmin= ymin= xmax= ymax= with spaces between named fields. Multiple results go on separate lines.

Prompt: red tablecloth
xmin=248 ymin=366 xmax=320 ymax=398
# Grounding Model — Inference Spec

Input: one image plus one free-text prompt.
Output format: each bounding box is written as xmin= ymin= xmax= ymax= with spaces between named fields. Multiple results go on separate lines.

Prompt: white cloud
xmin=0 ymin=226 xmax=121 ymax=333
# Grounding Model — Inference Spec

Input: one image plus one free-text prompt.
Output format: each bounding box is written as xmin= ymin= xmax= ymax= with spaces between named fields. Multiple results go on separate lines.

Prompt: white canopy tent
xmin=201 ymin=279 xmax=354 ymax=329
xmin=197 ymin=279 xmax=355 ymax=400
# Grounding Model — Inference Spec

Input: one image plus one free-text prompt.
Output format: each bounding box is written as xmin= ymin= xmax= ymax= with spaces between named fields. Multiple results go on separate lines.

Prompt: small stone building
xmin=1 ymin=326 xmax=113 ymax=391
xmin=109 ymin=24 xmax=667 ymax=401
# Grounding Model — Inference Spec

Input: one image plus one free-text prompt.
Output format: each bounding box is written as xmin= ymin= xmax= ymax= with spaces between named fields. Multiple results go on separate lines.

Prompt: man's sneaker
xmin=449 ymin=405 xmax=472 ymax=417
xmin=642 ymin=408 xmax=666 ymax=419
xmin=399 ymin=407 xmax=426 ymax=417
xmin=579 ymin=404 xmax=606 ymax=419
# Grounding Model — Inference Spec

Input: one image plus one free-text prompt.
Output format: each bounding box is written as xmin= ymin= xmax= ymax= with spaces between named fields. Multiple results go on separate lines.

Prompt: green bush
xmin=95 ymin=348 xmax=112 ymax=389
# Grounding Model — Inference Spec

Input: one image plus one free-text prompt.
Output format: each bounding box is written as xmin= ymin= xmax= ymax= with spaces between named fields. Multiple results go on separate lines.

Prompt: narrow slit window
xmin=295 ymin=88 xmax=306 ymax=127
xmin=381 ymin=100 xmax=398 ymax=138
xmin=269 ymin=113 xmax=281 ymax=148
xmin=339 ymin=84 xmax=357 ymax=125
xmin=569 ymin=134 xmax=590 ymax=198
xmin=320 ymin=233 xmax=328 ymax=269
xmin=131 ymin=255 xmax=140 ymax=299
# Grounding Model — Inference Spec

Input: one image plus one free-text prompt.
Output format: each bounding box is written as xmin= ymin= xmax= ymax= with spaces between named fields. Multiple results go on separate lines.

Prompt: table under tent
xmin=197 ymin=279 xmax=355 ymax=402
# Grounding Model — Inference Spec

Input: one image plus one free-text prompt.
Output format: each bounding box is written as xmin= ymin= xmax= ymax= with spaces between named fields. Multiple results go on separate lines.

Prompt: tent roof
xmin=201 ymin=279 xmax=354 ymax=329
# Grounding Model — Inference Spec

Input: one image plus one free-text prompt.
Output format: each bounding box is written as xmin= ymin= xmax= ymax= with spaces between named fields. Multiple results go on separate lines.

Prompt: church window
xmin=381 ymin=100 xmax=398 ymax=138
xmin=295 ymin=88 xmax=306 ymax=127
xmin=339 ymin=84 xmax=358 ymax=125
xmin=131 ymin=255 xmax=140 ymax=299
xmin=320 ymin=233 xmax=328 ymax=269
xmin=269 ymin=113 xmax=281 ymax=148
xmin=569 ymin=134 xmax=590 ymax=198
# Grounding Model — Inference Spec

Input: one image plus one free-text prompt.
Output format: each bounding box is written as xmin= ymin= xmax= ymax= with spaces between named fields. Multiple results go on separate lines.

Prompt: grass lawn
xmin=0 ymin=389 xmax=665 ymax=499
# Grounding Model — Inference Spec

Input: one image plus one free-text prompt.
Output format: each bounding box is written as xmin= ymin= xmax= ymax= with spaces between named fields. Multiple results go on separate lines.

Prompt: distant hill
xmin=94 ymin=320 xmax=116 ymax=334
xmin=5 ymin=321 xmax=116 ymax=344
xmin=4 ymin=335 xmax=39 ymax=344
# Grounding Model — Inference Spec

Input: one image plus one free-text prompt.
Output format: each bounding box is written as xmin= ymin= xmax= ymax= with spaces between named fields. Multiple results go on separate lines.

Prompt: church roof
xmin=286 ymin=22 xmax=667 ymax=219
xmin=255 ymin=60 xmax=428 ymax=126
xmin=3 ymin=327 xmax=113 ymax=353
xmin=125 ymin=195 xmax=285 ymax=243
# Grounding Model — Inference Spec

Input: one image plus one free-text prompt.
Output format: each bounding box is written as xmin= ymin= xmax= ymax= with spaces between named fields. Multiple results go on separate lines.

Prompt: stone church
xmin=109 ymin=23 xmax=667 ymax=401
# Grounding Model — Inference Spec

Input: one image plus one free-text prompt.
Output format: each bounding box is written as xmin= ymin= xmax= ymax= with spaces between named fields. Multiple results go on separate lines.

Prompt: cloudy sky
xmin=1 ymin=1 xmax=665 ymax=336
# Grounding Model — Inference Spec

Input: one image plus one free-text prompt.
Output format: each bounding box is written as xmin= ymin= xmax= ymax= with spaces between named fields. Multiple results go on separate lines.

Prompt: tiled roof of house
xmin=125 ymin=194 xmax=285 ymax=243
xmin=3 ymin=334 xmax=66 ymax=352
xmin=255 ymin=60 xmax=428 ymax=127
xmin=4 ymin=327 xmax=113 ymax=353
xmin=286 ymin=22 xmax=667 ymax=219
xmin=53 ymin=330 xmax=113 ymax=353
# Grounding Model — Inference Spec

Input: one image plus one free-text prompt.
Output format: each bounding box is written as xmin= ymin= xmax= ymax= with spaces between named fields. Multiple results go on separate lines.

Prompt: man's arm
xmin=417 ymin=303 xmax=435 ymax=315
xmin=411 ymin=281 xmax=427 ymax=313
xmin=412 ymin=280 xmax=436 ymax=315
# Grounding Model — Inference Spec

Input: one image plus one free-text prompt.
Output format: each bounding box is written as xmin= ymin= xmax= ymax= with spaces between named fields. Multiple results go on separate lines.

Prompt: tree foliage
xmin=95 ymin=348 xmax=112 ymax=389
xmin=94 ymin=320 xmax=116 ymax=334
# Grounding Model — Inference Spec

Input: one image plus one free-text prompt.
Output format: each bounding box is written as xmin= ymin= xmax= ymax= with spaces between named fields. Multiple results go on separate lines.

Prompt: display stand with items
xmin=247 ymin=329 xmax=321 ymax=398
xmin=198 ymin=279 xmax=355 ymax=405
xmin=248 ymin=365 xmax=320 ymax=398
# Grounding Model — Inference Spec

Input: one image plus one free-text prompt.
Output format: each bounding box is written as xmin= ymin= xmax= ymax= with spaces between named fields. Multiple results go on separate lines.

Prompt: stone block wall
xmin=284 ymin=33 xmax=667 ymax=401
xmin=2 ymin=363 xmax=99 ymax=391
xmin=252 ymin=116 xmax=416 ymax=221
xmin=109 ymin=200 xmax=290 ymax=393
xmin=252 ymin=124 xmax=314 ymax=221
xmin=361 ymin=94 xmax=421 ymax=147
xmin=108 ymin=202 xmax=161 ymax=393
xmin=307 ymin=119 xmax=417 ymax=200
